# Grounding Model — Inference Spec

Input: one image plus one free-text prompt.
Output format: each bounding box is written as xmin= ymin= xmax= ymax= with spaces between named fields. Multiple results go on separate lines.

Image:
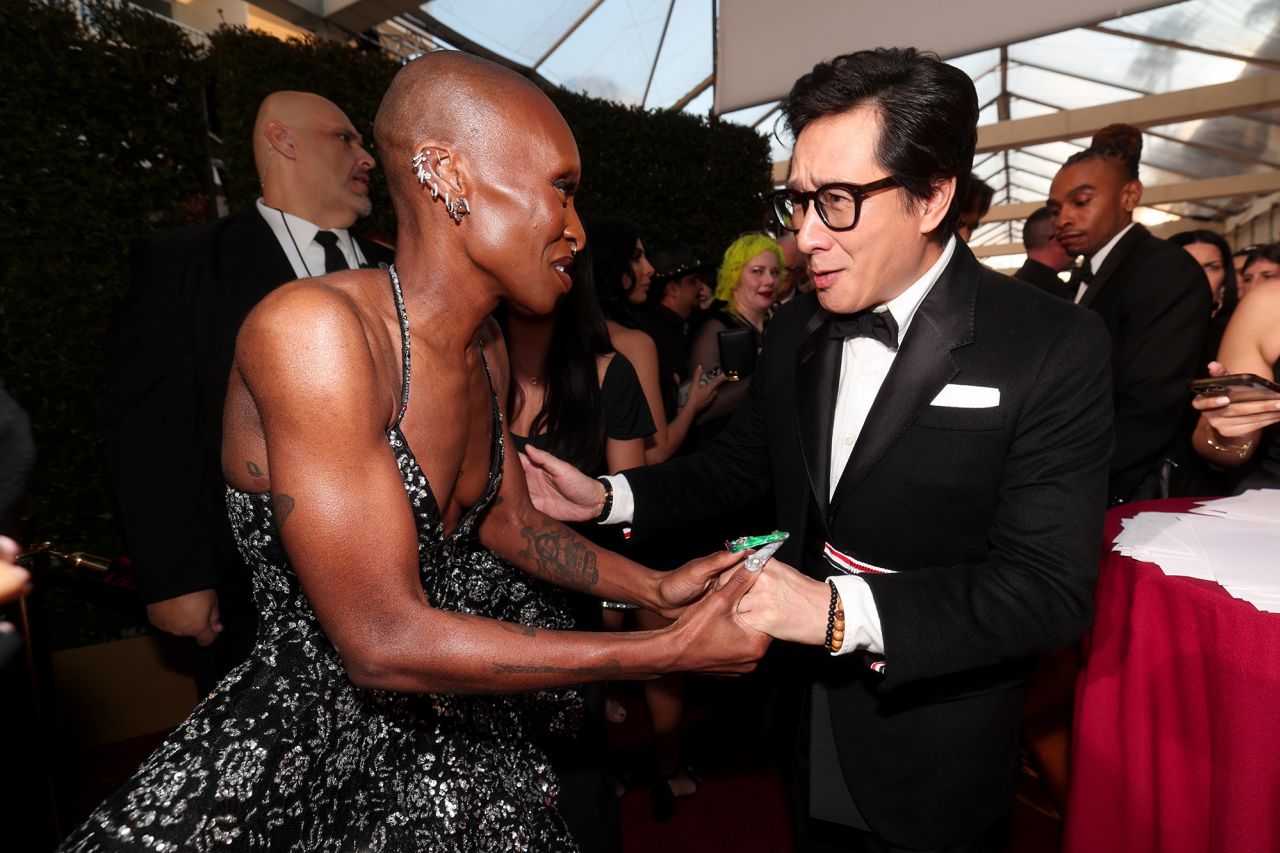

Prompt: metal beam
xmin=534 ymin=0 xmax=605 ymax=69
xmin=672 ymin=73 xmax=714 ymax=113
xmin=976 ymin=70 xmax=1280 ymax=153
xmin=981 ymin=171 xmax=1280 ymax=223
xmin=643 ymin=0 xmax=678 ymax=108
xmin=1085 ymin=24 xmax=1280 ymax=73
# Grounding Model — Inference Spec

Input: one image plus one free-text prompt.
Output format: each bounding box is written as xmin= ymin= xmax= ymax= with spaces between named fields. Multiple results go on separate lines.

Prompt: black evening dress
xmin=60 ymin=269 xmax=582 ymax=852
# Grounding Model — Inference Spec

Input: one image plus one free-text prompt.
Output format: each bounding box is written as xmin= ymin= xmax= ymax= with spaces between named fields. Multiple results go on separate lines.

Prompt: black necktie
xmin=828 ymin=309 xmax=899 ymax=350
xmin=314 ymin=230 xmax=350 ymax=273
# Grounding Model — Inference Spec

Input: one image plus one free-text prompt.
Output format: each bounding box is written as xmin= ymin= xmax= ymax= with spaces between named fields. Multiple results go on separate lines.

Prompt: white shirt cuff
xmin=828 ymin=574 xmax=884 ymax=656
xmin=600 ymin=474 xmax=635 ymax=525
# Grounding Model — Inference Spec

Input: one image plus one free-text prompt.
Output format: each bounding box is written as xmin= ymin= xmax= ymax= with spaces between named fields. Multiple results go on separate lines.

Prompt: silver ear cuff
xmin=411 ymin=151 xmax=470 ymax=223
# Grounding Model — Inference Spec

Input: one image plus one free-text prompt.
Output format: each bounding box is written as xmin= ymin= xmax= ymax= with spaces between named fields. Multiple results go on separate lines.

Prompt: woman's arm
xmin=1191 ymin=285 xmax=1280 ymax=468
xmin=234 ymin=289 xmax=767 ymax=696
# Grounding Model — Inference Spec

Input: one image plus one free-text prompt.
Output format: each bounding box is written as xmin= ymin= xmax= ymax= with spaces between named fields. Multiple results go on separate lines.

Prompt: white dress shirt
xmin=256 ymin=199 xmax=365 ymax=279
xmin=1073 ymin=221 xmax=1133 ymax=304
xmin=605 ymin=237 xmax=957 ymax=658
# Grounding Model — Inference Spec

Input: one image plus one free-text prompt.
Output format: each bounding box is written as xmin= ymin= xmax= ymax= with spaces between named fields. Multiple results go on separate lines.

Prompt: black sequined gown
xmin=61 ymin=269 xmax=582 ymax=851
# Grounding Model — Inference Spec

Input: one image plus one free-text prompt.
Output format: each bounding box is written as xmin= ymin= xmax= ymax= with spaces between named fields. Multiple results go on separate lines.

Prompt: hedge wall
xmin=2 ymin=0 xmax=773 ymax=574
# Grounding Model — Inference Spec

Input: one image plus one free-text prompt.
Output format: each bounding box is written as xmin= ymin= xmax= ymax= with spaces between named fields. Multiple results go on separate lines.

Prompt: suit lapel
xmin=829 ymin=244 xmax=979 ymax=512
xmin=1080 ymin=223 xmax=1147 ymax=309
xmin=795 ymin=308 xmax=842 ymax=521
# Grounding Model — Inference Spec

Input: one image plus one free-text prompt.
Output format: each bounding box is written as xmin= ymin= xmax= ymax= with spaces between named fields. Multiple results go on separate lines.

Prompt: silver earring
xmin=411 ymin=152 xmax=430 ymax=187
xmin=447 ymin=196 xmax=470 ymax=224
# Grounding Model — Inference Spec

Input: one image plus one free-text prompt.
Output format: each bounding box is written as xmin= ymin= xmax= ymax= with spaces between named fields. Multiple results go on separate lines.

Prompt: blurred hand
xmin=1192 ymin=361 xmax=1280 ymax=437
xmin=147 ymin=588 xmax=222 ymax=646
xmin=668 ymin=565 xmax=770 ymax=674
xmin=519 ymin=444 xmax=607 ymax=523
xmin=0 ymin=536 xmax=30 ymax=606
xmin=653 ymin=548 xmax=746 ymax=618
xmin=686 ymin=365 xmax=729 ymax=413
xmin=736 ymin=557 xmax=830 ymax=645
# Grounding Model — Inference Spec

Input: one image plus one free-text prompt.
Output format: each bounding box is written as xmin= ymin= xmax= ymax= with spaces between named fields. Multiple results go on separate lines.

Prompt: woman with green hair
xmin=688 ymin=232 xmax=784 ymax=444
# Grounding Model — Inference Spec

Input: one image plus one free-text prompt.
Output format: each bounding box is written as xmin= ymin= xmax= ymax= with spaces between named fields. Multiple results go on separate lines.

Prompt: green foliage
xmin=549 ymin=88 xmax=774 ymax=258
xmin=1 ymin=0 xmax=209 ymax=557
xmin=0 ymin=0 xmax=772 ymax=615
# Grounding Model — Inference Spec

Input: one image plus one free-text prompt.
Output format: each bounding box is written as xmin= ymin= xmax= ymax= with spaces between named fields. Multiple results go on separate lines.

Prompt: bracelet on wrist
xmin=823 ymin=581 xmax=845 ymax=653
xmin=1205 ymin=430 xmax=1255 ymax=460
xmin=591 ymin=477 xmax=614 ymax=524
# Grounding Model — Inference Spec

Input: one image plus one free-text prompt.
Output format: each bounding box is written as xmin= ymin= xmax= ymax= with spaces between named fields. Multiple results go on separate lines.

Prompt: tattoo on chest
xmin=274 ymin=493 xmax=296 ymax=527
xmin=518 ymin=524 xmax=600 ymax=591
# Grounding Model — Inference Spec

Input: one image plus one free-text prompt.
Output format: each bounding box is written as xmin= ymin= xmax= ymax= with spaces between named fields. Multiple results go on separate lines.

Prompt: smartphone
xmin=676 ymin=365 xmax=724 ymax=406
xmin=1189 ymin=373 xmax=1280 ymax=403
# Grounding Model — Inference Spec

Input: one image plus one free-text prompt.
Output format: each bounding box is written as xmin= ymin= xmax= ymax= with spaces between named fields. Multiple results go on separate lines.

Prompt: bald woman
xmin=68 ymin=53 xmax=767 ymax=852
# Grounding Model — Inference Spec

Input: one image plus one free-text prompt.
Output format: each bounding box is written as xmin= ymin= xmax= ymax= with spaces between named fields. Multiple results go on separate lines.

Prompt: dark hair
xmin=496 ymin=245 xmax=612 ymax=472
xmin=961 ymin=175 xmax=995 ymax=221
xmin=586 ymin=217 xmax=642 ymax=328
xmin=1022 ymin=206 xmax=1058 ymax=251
xmin=1169 ymin=229 xmax=1239 ymax=315
xmin=1063 ymin=123 xmax=1142 ymax=182
xmin=782 ymin=47 xmax=979 ymax=240
xmin=1241 ymin=242 xmax=1280 ymax=275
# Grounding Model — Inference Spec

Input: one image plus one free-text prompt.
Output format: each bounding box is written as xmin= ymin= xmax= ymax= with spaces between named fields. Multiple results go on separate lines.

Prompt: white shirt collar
xmin=877 ymin=235 xmax=956 ymax=346
xmin=1085 ymin=221 xmax=1134 ymax=275
xmin=255 ymin=198 xmax=361 ymax=279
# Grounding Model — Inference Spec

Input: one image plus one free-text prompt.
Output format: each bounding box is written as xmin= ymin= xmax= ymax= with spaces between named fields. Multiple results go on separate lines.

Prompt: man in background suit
xmin=1049 ymin=124 xmax=1209 ymax=504
xmin=523 ymin=48 xmax=1112 ymax=851
xmin=104 ymin=91 xmax=393 ymax=692
xmin=1014 ymin=206 xmax=1074 ymax=300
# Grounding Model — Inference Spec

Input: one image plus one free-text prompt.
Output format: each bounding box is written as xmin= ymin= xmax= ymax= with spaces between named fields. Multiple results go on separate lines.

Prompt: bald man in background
xmin=1014 ymin=206 xmax=1075 ymax=300
xmin=104 ymin=92 xmax=393 ymax=692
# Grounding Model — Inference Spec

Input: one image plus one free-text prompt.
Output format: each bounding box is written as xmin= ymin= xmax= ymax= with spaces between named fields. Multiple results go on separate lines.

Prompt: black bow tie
xmin=828 ymin=309 xmax=899 ymax=349
xmin=1068 ymin=260 xmax=1093 ymax=288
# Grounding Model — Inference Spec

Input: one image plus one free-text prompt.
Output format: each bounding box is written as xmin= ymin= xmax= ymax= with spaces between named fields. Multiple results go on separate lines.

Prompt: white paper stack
xmin=1112 ymin=490 xmax=1280 ymax=613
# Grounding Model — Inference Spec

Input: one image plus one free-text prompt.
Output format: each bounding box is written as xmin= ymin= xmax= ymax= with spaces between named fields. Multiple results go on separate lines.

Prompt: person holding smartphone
xmin=1191 ymin=279 xmax=1280 ymax=490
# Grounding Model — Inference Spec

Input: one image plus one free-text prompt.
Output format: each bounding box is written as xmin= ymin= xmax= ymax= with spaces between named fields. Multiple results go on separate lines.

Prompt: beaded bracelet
xmin=591 ymin=477 xmax=614 ymax=524
xmin=823 ymin=580 xmax=845 ymax=653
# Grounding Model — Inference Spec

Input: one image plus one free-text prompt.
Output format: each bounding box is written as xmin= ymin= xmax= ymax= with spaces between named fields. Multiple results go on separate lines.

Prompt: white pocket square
xmin=930 ymin=383 xmax=1000 ymax=408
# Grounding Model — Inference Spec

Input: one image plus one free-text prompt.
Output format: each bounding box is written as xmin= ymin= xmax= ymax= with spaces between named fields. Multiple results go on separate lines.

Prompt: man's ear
xmin=265 ymin=120 xmax=296 ymax=161
xmin=1121 ymin=179 xmax=1143 ymax=213
xmin=918 ymin=175 xmax=957 ymax=236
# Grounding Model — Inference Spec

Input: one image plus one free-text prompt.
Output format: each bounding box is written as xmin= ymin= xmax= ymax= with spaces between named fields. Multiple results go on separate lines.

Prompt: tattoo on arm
xmin=518 ymin=523 xmax=600 ymax=591
xmin=274 ymin=493 xmax=296 ymax=527
xmin=491 ymin=660 xmax=621 ymax=676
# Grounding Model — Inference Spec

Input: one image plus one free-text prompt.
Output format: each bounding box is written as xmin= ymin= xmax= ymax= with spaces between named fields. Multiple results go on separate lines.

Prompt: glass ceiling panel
xmin=539 ymin=0 xmax=670 ymax=105
xmin=1006 ymin=63 xmax=1140 ymax=110
xmin=633 ymin=0 xmax=713 ymax=109
xmin=424 ymin=0 xmax=596 ymax=68
xmin=1103 ymin=0 xmax=1280 ymax=65
xmin=1008 ymin=97 xmax=1056 ymax=120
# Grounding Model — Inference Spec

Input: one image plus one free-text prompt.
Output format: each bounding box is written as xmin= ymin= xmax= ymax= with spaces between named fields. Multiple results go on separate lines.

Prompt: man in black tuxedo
xmin=1048 ymin=124 xmax=1209 ymax=504
xmin=523 ymin=48 xmax=1112 ymax=851
xmin=1013 ymin=206 xmax=1074 ymax=300
xmin=104 ymin=91 xmax=393 ymax=692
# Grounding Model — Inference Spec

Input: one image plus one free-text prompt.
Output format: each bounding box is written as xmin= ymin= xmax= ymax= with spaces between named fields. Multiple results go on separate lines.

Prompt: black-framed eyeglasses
xmin=770 ymin=177 xmax=900 ymax=233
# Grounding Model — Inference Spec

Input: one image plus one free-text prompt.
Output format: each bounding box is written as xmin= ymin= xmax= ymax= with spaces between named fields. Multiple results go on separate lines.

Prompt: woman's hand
xmin=685 ymin=365 xmax=729 ymax=413
xmin=1192 ymin=361 xmax=1280 ymax=438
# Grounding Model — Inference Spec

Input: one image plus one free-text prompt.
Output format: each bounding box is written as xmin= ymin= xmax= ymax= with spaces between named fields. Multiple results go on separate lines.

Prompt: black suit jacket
xmin=1014 ymin=257 xmax=1074 ymax=301
xmin=625 ymin=243 xmax=1112 ymax=847
xmin=103 ymin=210 xmax=393 ymax=606
xmin=1079 ymin=224 xmax=1209 ymax=503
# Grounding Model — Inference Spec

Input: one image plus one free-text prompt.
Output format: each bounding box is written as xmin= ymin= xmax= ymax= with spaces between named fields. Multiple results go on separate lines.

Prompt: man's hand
xmin=736 ymin=558 xmax=830 ymax=645
xmin=653 ymin=548 xmax=745 ymax=618
xmin=147 ymin=588 xmax=222 ymax=646
xmin=1192 ymin=361 xmax=1280 ymax=437
xmin=519 ymin=444 xmax=608 ymax=522
xmin=667 ymin=564 xmax=771 ymax=674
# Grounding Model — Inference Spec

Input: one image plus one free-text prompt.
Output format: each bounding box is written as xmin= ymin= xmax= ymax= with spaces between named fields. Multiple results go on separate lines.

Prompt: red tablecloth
xmin=1064 ymin=498 xmax=1280 ymax=853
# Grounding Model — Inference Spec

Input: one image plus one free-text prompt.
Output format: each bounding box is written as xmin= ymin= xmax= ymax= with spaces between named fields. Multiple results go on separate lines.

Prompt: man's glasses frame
xmin=771 ymin=177 xmax=900 ymax=233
